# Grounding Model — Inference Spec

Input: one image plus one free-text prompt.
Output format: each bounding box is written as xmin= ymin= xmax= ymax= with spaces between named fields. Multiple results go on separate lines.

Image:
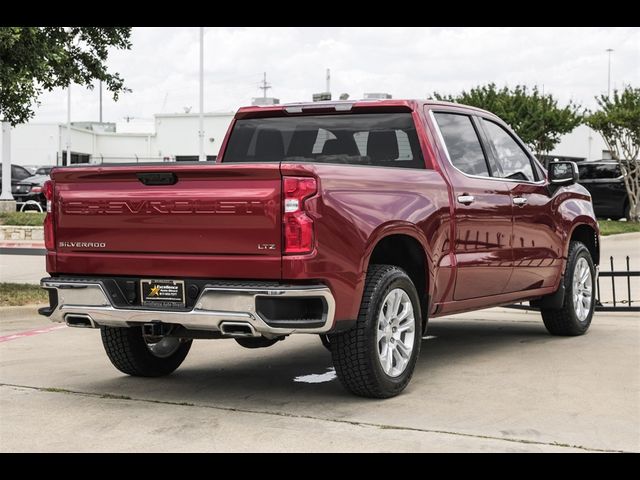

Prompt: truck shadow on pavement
xmin=83 ymin=318 xmax=565 ymax=404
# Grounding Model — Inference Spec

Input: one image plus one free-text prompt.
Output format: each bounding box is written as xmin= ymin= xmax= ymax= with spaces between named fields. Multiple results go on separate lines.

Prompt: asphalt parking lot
xmin=1 ymin=306 xmax=638 ymax=452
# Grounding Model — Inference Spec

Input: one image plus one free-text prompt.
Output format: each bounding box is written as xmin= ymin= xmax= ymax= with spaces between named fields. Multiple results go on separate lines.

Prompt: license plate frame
xmin=140 ymin=279 xmax=186 ymax=308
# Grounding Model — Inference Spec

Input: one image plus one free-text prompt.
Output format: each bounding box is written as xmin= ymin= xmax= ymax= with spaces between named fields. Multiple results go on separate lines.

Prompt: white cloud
xmin=30 ymin=27 xmax=640 ymax=125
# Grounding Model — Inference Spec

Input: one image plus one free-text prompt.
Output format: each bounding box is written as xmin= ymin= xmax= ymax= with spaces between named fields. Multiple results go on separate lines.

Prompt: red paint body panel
xmin=46 ymin=99 xmax=600 ymax=326
xmin=280 ymin=162 xmax=449 ymax=320
xmin=50 ymin=164 xmax=282 ymax=278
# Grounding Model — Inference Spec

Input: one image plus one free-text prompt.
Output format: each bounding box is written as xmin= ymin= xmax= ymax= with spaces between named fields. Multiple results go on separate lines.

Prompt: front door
xmin=431 ymin=111 xmax=514 ymax=301
xmin=478 ymin=118 xmax=563 ymax=293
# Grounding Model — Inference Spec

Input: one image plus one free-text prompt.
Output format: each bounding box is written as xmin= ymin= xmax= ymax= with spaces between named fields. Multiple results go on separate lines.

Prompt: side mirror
xmin=548 ymin=161 xmax=578 ymax=186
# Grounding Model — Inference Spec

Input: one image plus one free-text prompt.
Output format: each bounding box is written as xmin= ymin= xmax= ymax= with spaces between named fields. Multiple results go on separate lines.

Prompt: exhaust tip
xmin=220 ymin=321 xmax=257 ymax=337
xmin=65 ymin=314 xmax=95 ymax=328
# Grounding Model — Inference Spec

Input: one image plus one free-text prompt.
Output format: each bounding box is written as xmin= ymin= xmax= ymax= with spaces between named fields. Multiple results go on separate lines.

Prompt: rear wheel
xmin=541 ymin=241 xmax=595 ymax=336
xmin=329 ymin=264 xmax=422 ymax=398
xmin=101 ymin=326 xmax=192 ymax=377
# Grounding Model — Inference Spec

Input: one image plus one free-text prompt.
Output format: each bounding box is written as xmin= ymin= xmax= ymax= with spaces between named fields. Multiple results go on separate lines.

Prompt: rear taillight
xmin=283 ymin=176 xmax=317 ymax=254
xmin=43 ymin=180 xmax=55 ymax=250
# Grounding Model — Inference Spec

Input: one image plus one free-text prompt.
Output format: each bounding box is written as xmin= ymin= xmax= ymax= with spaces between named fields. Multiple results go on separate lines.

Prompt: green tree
xmin=0 ymin=27 xmax=132 ymax=125
xmin=586 ymin=86 xmax=640 ymax=222
xmin=431 ymin=83 xmax=583 ymax=158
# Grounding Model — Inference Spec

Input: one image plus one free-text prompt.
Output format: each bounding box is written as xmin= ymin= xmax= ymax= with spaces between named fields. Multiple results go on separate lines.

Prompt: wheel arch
xmin=361 ymin=224 xmax=432 ymax=328
xmin=568 ymin=222 xmax=600 ymax=267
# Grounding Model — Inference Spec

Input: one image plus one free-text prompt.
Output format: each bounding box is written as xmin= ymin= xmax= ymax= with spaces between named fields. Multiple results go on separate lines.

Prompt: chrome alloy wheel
xmin=573 ymin=257 xmax=593 ymax=322
xmin=144 ymin=336 xmax=182 ymax=358
xmin=376 ymin=288 xmax=416 ymax=377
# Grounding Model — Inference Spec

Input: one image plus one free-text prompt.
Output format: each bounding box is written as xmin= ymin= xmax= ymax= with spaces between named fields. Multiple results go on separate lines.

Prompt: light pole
xmin=65 ymin=27 xmax=72 ymax=166
xmin=1 ymin=122 xmax=14 ymax=204
xmin=66 ymin=83 xmax=71 ymax=165
xmin=606 ymin=48 xmax=614 ymax=98
xmin=198 ymin=27 xmax=205 ymax=162
xmin=99 ymin=79 xmax=103 ymax=123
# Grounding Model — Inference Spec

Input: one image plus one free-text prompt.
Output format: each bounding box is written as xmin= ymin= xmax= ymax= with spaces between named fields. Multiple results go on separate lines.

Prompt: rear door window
xmin=433 ymin=112 xmax=490 ymax=177
xmin=223 ymin=113 xmax=425 ymax=169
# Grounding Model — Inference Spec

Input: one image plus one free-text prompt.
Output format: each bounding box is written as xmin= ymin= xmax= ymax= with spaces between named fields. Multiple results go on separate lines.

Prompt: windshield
xmin=223 ymin=113 xmax=424 ymax=169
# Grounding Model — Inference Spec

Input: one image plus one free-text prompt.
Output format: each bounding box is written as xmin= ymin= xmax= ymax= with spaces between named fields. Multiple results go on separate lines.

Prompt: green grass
xmin=0 ymin=283 xmax=48 ymax=307
xmin=598 ymin=220 xmax=640 ymax=236
xmin=0 ymin=212 xmax=46 ymax=226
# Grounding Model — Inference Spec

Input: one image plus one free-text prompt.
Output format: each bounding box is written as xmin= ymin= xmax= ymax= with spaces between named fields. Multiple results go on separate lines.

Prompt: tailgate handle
xmin=137 ymin=172 xmax=178 ymax=186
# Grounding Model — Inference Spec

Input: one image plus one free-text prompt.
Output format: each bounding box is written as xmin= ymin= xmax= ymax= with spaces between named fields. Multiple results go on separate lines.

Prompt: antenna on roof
xmin=326 ymin=68 xmax=331 ymax=95
xmin=259 ymin=72 xmax=271 ymax=100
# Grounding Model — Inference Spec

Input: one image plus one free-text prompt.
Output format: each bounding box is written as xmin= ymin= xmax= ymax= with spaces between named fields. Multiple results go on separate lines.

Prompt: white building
xmin=547 ymin=124 xmax=611 ymax=162
xmin=8 ymin=112 xmax=235 ymax=167
xmin=7 ymin=110 xmax=611 ymax=168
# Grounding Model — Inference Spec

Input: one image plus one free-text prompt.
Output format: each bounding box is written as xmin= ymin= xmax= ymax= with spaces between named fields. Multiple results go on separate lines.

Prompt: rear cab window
xmin=223 ymin=113 xmax=425 ymax=169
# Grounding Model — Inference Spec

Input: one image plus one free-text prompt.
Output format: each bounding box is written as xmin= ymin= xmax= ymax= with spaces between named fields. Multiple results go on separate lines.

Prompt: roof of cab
xmin=235 ymin=99 xmax=496 ymax=118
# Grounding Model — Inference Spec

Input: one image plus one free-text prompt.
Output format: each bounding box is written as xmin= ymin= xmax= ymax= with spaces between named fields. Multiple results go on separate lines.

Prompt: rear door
xmin=53 ymin=163 xmax=282 ymax=257
xmin=478 ymin=118 xmax=563 ymax=293
xmin=431 ymin=111 xmax=514 ymax=301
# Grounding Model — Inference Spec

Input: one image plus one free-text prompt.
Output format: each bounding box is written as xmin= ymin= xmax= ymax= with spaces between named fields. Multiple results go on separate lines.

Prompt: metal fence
xmin=508 ymin=255 xmax=639 ymax=313
xmin=596 ymin=256 xmax=639 ymax=312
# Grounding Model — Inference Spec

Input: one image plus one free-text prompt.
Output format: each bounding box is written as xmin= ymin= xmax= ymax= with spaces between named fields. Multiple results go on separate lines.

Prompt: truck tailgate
xmin=52 ymin=164 xmax=282 ymax=257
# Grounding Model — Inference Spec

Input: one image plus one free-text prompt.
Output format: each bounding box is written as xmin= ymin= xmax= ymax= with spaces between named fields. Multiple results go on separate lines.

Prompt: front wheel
xmin=329 ymin=264 xmax=422 ymax=398
xmin=541 ymin=241 xmax=596 ymax=336
xmin=101 ymin=326 xmax=192 ymax=377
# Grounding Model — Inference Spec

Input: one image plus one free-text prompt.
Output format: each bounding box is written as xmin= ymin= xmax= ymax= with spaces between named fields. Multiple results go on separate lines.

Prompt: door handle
xmin=513 ymin=197 xmax=528 ymax=206
xmin=457 ymin=195 xmax=475 ymax=205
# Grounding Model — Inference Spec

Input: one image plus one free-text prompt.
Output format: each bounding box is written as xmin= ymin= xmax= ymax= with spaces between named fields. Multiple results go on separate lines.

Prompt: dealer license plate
xmin=140 ymin=279 xmax=185 ymax=308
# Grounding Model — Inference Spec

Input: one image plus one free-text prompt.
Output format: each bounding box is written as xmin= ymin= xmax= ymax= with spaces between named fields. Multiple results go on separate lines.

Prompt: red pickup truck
xmin=39 ymin=99 xmax=599 ymax=398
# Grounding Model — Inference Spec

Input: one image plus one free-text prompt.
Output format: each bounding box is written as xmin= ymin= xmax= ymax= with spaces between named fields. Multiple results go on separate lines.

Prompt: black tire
xmin=101 ymin=326 xmax=192 ymax=377
xmin=329 ymin=264 xmax=422 ymax=398
xmin=541 ymin=241 xmax=596 ymax=336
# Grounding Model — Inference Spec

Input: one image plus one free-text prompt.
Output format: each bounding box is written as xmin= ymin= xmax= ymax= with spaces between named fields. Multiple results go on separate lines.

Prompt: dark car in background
xmin=0 ymin=165 xmax=35 ymax=207
xmin=13 ymin=174 xmax=50 ymax=210
xmin=0 ymin=164 xmax=31 ymax=184
xmin=35 ymin=166 xmax=53 ymax=176
xmin=577 ymin=161 xmax=629 ymax=220
xmin=0 ymin=164 xmax=51 ymax=211
xmin=21 ymin=165 xmax=53 ymax=176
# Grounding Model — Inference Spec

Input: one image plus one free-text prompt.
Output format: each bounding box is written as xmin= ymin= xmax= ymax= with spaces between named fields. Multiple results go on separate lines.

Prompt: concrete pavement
xmin=0 ymin=247 xmax=47 ymax=284
xmin=1 ymin=306 xmax=638 ymax=452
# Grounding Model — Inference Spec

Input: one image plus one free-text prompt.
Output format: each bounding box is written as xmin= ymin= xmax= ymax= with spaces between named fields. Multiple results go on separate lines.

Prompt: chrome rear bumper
xmin=40 ymin=277 xmax=335 ymax=337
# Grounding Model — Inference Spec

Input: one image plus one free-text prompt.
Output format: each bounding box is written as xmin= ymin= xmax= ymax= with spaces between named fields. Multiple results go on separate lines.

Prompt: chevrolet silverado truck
xmin=39 ymin=100 xmax=599 ymax=398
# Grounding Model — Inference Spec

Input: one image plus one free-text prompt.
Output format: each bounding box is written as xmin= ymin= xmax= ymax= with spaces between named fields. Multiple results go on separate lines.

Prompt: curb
xmin=0 ymin=241 xmax=45 ymax=249
xmin=0 ymin=225 xmax=44 ymax=242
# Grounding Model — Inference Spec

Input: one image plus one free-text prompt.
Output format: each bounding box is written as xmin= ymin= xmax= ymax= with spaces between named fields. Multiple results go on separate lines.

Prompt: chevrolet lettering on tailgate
xmin=61 ymin=199 xmax=265 ymax=215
